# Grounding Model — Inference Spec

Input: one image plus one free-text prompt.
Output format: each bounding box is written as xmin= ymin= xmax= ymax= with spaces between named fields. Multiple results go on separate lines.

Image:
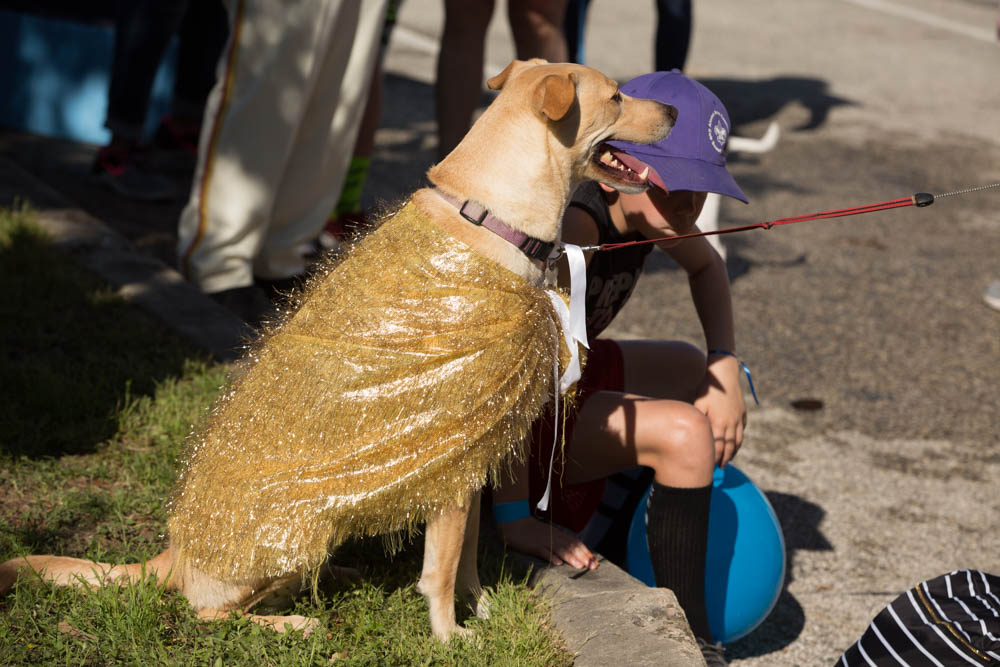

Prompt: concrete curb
xmin=518 ymin=554 xmax=706 ymax=666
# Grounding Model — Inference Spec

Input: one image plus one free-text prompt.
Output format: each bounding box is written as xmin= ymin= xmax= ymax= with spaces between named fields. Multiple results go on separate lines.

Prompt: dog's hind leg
xmin=417 ymin=496 xmax=474 ymax=641
xmin=456 ymin=490 xmax=489 ymax=619
xmin=2 ymin=550 xmax=321 ymax=636
xmin=0 ymin=550 xmax=176 ymax=595
xmin=186 ymin=568 xmax=321 ymax=636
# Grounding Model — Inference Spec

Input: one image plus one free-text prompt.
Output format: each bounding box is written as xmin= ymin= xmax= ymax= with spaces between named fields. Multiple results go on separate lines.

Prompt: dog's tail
xmin=0 ymin=550 xmax=175 ymax=596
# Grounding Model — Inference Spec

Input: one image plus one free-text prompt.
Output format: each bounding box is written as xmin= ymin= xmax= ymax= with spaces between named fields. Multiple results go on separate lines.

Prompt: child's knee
xmin=645 ymin=404 xmax=714 ymax=472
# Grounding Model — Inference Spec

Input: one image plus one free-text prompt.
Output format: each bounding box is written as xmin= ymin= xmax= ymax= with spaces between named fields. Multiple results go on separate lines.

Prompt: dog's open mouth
xmin=593 ymin=143 xmax=652 ymax=190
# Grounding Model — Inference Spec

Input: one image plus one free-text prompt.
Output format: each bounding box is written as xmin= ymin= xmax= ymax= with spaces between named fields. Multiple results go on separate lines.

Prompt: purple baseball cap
xmin=609 ymin=70 xmax=748 ymax=203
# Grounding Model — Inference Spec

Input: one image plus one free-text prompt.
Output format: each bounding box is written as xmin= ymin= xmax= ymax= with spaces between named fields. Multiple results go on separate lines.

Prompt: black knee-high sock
xmin=592 ymin=467 xmax=655 ymax=566
xmin=645 ymin=480 xmax=713 ymax=642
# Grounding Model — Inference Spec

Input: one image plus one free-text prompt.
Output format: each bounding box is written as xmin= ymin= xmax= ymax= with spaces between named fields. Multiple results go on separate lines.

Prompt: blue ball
xmin=624 ymin=465 xmax=785 ymax=644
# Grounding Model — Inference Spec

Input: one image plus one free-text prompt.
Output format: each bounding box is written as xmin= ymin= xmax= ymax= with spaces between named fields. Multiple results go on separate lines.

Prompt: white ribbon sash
xmin=538 ymin=243 xmax=589 ymax=512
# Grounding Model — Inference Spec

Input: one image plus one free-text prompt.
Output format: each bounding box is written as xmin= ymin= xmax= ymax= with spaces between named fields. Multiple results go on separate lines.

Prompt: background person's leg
xmin=105 ymin=0 xmax=189 ymax=142
xmin=653 ymin=0 xmax=692 ymax=72
xmin=96 ymin=0 xmax=188 ymax=200
xmin=178 ymin=0 xmax=386 ymax=295
xmin=507 ymin=0 xmax=569 ymax=62
xmin=561 ymin=0 xmax=590 ymax=64
xmin=259 ymin=0 xmax=387 ymax=281
xmin=435 ymin=0 xmax=495 ymax=159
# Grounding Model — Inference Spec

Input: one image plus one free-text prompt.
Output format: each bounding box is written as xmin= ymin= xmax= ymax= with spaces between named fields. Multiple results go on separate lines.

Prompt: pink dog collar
xmin=435 ymin=189 xmax=557 ymax=262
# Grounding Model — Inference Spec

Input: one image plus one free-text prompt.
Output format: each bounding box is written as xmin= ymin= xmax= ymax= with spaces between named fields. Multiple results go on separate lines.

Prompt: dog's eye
xmin=612 ymin=91 xmax=623 ymax=103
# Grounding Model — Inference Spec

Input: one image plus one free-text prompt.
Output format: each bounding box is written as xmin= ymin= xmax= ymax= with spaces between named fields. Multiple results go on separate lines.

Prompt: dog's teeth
xmin=600 ymin=150 xmax=613 ymax=165
xmin=639 ymin=166 xmax=649 ymax=180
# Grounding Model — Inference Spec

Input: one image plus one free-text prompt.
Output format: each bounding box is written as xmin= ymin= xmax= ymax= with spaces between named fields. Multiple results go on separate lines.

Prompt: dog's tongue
xmin=612 ymin=149 xmax=666 ymax=190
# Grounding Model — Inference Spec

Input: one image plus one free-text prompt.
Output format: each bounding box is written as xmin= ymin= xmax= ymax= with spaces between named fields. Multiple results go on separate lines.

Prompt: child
xmin=492 ymin=70 xmax=749 ymax=665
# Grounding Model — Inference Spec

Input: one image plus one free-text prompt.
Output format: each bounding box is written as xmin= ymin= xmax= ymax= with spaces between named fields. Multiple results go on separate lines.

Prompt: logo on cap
xmin=708 ymin=110 xmax=728 ymax=154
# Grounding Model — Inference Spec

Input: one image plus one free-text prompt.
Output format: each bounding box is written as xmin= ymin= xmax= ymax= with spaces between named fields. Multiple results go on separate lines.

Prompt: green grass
xmin=0 ymin=205 xmax=570 ymax=665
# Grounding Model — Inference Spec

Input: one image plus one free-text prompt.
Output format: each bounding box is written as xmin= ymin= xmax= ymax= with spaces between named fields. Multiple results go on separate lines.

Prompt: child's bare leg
xmin=563 ymin=340 xmax=716 ymax=642
xmin=544 ymin=340 xmax=718 ymax=641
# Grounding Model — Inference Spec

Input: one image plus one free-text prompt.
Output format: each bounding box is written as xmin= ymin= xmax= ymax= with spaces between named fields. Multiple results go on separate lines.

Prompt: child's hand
xmin=695 ymin=354 xmax=747 ymax=466
xmin=497 ymin=516 xmax=599 ymax=570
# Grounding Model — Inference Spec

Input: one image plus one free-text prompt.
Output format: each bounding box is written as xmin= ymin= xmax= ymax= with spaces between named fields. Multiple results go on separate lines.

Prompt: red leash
xmin=580 ymin=184 xmax=1000 ymax=252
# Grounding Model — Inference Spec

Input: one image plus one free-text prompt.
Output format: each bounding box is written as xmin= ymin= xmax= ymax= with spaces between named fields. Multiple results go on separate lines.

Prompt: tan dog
xmin=0 ymin=60 xmax=674 ymax=641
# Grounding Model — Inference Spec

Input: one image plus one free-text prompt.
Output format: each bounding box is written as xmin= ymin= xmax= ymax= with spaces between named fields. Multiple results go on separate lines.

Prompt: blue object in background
xmin=625 ymin=465 xmax=786 ymax=644
xmin=0 ymin=10 xmax=177 ymax=145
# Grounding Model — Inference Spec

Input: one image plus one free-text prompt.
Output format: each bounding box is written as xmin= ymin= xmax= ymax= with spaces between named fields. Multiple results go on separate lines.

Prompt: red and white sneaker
xmin=149 ymin=114 xmax=202 ymax=171
xmin=91 ymin=143 xmax=176 ymax=202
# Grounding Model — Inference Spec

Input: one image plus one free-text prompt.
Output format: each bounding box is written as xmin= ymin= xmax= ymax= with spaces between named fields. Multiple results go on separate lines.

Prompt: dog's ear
xmin=487 ymin=58 xmax=549 ymax=91
xmin=533 ymin=72 xmax=578 ymax=121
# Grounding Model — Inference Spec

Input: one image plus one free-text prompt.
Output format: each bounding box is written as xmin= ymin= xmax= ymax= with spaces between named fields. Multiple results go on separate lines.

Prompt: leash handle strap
xmin=587 ymin=195 xmax=919 ymax=252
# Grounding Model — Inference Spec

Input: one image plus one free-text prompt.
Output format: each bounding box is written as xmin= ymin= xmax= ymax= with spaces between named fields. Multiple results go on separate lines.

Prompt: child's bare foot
xmin=497 ymin=517 xmax=599 ymax=570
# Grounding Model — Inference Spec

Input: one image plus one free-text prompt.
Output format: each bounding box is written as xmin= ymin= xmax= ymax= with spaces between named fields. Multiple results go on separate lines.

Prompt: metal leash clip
xmin=545 ymin=243 xmax=565 ymax=270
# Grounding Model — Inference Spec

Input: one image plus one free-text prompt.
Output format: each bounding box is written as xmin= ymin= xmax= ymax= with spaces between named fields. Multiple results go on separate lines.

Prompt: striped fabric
xmin=839 ymin=570 xmax=1000 ymax=666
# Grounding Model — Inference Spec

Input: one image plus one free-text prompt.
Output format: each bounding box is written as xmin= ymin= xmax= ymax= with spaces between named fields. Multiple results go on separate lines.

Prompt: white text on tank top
xmin=586 ymin=269 xmax=640 ymax=334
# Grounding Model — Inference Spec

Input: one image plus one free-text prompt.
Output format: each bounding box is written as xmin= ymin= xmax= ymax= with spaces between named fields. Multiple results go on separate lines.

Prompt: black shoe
xmin=209 ymin=285 xmax=276 ymax=328
xmin=696 ymin=637 xmax=727 ymax=666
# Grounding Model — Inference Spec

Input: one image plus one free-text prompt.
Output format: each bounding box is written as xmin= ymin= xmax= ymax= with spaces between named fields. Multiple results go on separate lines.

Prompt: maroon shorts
xmin=527 ymin=338 xmax=624 ymax=532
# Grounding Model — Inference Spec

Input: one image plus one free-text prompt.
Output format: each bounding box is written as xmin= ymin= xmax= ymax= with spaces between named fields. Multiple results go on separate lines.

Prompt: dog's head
xmin=485 ymin=59 xmax=677 ymax=194
xmin=427 ymin=60 xmax=678 ymax=254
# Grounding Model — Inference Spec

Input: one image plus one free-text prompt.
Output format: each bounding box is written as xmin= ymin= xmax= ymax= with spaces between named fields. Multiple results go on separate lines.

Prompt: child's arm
xmin=665 ymin=236 xmax=747 ymax=466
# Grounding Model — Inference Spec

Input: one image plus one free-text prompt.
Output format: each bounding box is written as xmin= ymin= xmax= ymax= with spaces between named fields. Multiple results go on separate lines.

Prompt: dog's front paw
xmin=429 ymin=619 xmax=468 ymax=642
xmin=440 ymin=624 xmax=483 ymax=647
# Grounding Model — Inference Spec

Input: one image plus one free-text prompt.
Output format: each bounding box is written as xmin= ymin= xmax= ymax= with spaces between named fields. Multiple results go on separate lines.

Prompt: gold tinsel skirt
xmin=168 ymin=201 xmax=568 ymax=581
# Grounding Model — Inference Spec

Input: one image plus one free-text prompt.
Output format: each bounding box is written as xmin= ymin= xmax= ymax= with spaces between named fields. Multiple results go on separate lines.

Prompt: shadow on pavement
xmin=702 ymin=76 xmax=856 ymax=131
xmin=726 ymin=491 xmax=833 ymax=659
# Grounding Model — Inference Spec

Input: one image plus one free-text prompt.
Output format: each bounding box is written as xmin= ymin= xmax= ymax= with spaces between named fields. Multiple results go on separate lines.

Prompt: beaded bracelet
xmin=708 ymin=349 xmax=760 ymax=406
xmin=493 ymin=500 xmax=531 ymax=524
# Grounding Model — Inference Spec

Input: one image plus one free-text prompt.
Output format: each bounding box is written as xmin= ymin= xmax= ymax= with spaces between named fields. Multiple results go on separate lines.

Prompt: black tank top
xmin=568 ymin=182 xmax=653 ymax=339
